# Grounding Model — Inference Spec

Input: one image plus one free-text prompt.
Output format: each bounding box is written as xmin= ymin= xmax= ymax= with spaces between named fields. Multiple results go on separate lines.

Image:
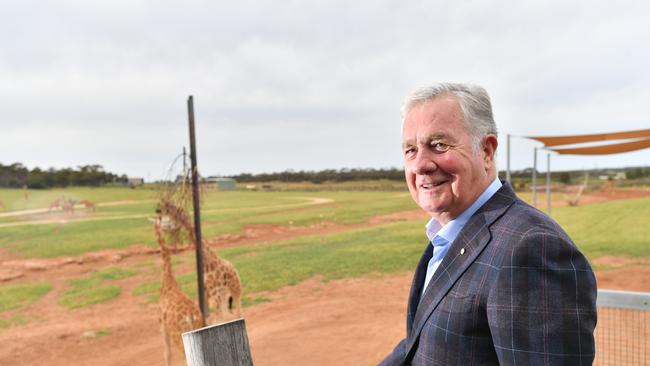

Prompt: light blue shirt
xmin=422 ymin=178 xmax=502 ymax=295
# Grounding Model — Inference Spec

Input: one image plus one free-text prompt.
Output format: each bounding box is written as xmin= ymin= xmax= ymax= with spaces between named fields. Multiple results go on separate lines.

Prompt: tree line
xmin=0 ymin=163 xmax=128 ymax=188
xmin=2 ymin=162 xmax=647 ymax=188
xmin=228 ymin=168 xmax=405 ymax=183
xmin=229 ymin=166 xmax=650 ymax=184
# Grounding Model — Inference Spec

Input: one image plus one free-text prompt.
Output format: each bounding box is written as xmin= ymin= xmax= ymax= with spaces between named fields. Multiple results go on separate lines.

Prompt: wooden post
xmin=187 ymin=95 xmax=209 ymax=322
xmin=183 ymin=319 xmax=254 ymax=366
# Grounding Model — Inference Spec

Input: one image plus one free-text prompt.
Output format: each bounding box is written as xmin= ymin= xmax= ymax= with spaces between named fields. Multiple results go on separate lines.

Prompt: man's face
xmin=402 ymin=96 xmax=495 ymax=225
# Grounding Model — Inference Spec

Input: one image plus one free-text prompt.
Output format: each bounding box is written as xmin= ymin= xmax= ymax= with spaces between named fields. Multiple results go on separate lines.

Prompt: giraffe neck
xmin=203 ymin=245 xmax=218 ymax=261
xmin=155 ymin=221 xmax=179 ymax=290
xmin=160 ymin=247 xmax=179 ymax=289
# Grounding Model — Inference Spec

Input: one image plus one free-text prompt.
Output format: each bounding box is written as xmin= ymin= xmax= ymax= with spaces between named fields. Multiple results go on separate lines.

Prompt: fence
xmin=595 ymin=289 xmax=649 ymax=365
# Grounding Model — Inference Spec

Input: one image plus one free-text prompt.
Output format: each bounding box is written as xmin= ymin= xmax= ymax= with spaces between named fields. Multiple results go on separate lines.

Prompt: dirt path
xmin=0 ymin=200 xmax=152 ymax=218
xmin=0 ymin=197 xmax=334 ymax=229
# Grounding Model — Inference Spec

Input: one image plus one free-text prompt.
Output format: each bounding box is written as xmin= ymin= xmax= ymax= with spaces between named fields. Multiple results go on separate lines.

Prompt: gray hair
xmin=401 ymin=82 xmax=498 ymax=151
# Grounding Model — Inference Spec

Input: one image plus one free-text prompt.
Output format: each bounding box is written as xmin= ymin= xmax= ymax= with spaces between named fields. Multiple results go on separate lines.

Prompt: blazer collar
xmin=404 ymin=182 xmax=518 ymax=361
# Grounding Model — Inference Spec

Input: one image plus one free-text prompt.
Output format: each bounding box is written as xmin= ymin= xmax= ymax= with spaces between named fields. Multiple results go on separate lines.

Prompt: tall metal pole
xmin=187 ymin=95 xmax=208 ymax=322
xmin=532 ymin=147 xmax=537 ymax=207
xmin=546 ymin=152 xmax=551 ymax=215
xmin=506 ymin=134 xmax=511 ymax=183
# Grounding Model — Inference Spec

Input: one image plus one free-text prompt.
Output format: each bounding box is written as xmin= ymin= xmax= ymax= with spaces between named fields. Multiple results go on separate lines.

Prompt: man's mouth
xmin=419 ymin=180 xmax=447 ymax=189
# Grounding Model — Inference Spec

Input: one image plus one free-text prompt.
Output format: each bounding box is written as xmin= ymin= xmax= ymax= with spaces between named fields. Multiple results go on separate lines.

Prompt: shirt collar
xmin=425 ymin=177 xmax=502 ymax=244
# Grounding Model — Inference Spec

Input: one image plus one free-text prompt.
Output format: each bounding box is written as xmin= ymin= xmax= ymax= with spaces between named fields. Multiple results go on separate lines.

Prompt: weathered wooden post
xmin=183 ymin=319 xmax=254 ymax=366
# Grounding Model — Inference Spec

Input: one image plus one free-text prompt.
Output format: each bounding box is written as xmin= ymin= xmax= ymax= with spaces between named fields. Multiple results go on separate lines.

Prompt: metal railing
xmin=595 ymin=289 xmax=649 ymax=365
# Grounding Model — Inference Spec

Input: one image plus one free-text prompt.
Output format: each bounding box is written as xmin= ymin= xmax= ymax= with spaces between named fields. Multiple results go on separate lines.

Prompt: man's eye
xmin=404 ymin=147 xmax=416 ymax=156
xmin=432 ymin=143 xmax=450 ymax=152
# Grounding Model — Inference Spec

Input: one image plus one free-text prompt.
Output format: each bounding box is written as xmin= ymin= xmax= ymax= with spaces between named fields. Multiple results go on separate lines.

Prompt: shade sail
xmin=548 ymin=138 xmax=650 ymax=155
xmin=527 ymin=129 xmax=650 ymax=147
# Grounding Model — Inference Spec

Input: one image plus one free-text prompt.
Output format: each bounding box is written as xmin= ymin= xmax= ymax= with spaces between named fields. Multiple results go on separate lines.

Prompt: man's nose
xmin=411 ymin=149 xmax=437 ymax=175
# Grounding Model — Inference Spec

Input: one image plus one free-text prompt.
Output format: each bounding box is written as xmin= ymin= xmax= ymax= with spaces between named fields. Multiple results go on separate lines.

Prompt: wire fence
xmin=595 ymin=289 xmax=649 ymax=365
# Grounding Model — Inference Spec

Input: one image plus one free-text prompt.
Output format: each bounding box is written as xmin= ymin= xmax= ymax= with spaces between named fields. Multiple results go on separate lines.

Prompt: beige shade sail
xmin=548 ymin=138 xmax=650 ymax=155
xmin=527 ymin=129 xmax=650 ymax=147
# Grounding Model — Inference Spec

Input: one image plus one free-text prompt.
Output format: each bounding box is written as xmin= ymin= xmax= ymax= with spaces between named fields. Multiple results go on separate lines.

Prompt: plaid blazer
xmin=380 ymin=183 xmax=597 ymax=365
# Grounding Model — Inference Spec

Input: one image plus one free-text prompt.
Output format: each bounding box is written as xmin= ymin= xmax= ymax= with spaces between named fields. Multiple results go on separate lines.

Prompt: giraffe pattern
xmin=202 ymin=246 xmax=242 ymax=324
xmin=158 ymin=199 xmax=243 ymax=324
xmin=154 ymin=218 xmax=204 ymax=366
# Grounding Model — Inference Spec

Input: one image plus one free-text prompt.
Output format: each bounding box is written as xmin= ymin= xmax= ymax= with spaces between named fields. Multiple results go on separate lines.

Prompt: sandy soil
xmin=1 ymin=190 xmax=649 ymax=365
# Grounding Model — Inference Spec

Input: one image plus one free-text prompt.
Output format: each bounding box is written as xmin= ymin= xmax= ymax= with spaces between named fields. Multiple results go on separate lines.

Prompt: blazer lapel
xmin=406 ymin=242 xmax=433 ymax=337
xmin=404 ymin=183 xmax=518 ymax=360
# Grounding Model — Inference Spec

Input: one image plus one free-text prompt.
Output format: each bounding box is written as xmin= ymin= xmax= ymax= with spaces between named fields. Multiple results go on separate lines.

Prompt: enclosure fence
xmin=595 ymin=289 xmax=649 ymax=365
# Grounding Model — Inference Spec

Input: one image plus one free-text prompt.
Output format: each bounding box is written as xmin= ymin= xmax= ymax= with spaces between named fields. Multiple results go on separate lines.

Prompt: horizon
xmin=2 ymin=160 xmax=648 ymax=182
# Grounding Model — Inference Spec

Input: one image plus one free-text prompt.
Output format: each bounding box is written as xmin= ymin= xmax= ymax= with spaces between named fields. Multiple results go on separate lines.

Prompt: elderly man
xmin=380 ymin=83 xmax=597 ymax=365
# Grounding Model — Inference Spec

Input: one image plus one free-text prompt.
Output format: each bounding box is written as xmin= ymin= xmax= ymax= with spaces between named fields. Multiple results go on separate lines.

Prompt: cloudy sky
xmin=1 ymin=1 xmax=649 ymax=180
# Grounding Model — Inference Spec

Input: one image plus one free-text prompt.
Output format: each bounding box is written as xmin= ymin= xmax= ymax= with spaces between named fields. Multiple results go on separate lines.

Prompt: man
xmin=380 ymin=83 xmax=597 ymax=365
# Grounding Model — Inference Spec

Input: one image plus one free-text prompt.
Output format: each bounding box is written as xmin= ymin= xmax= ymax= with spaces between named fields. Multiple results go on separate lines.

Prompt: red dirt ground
xmin=1 ymin=191 xmax=649 ymax=365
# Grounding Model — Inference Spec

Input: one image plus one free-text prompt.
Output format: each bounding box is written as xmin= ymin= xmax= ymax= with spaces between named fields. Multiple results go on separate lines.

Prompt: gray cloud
xmin=1 ymin=1 xmax=648 ymax=178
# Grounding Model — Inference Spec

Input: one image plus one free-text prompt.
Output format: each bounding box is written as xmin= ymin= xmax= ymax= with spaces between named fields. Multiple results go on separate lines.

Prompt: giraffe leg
xmin=160 ymin=320 xmax=172 ymax=366
xmin=228 ymin=280 xmax=243 ymax=318
xmin=219 ymin=289 xmax=234 ymax=320
xmin=232 ymin=293 xmax=242 ymax=318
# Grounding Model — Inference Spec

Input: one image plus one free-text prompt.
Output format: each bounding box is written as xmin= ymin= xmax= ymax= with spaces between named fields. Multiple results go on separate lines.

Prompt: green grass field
xmin=0 ymin=185 xmax=649 ymax=316
xmin=0 ymin=188 xmax=418 ymax=258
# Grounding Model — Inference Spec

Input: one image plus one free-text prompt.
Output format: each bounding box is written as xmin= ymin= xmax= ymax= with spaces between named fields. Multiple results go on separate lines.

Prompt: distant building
xmin=128 ymin=177 xmax=145 ymax=186
xmin=598 ymin=171 xmax=627 ymax=181
xmin=202 ymin=177 xmax=236 ymax=191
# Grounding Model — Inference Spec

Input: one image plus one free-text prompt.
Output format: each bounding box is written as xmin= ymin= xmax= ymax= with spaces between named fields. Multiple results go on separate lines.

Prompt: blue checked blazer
xmin=380 ymin=182 xmax=597 ymax=365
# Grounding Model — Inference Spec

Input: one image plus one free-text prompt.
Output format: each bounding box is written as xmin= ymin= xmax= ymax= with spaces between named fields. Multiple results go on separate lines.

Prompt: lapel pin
xmin=460 ymin=248 xmax=465 ymax=255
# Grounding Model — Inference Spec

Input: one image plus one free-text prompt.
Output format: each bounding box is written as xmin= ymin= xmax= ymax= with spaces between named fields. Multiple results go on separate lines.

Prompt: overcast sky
xmin=1 ymin=1 xmax=649 ymax=180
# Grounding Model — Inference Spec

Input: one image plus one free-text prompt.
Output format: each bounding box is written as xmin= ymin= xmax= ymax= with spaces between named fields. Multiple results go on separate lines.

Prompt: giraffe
xmin=79 ymin=199 xmax=97 ymax=212
xmin=158 ymin=198 xmax=243 ymax=324
xmin=202 ymin=245 xmax=243 ymax=324
xmin=62 ymin=199 xmax=76 ymax=215
xmin=154 ymin=218 xmax=204 ymax=366
xmin=48 ymin=198 xmax=62 ymax=212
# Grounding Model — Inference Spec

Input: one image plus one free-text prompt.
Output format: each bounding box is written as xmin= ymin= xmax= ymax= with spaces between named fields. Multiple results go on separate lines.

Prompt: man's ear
xmin=482 ymin=134 xmax=498 ymax=170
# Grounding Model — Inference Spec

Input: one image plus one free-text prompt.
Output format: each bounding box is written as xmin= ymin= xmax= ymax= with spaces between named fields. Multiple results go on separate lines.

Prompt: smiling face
xmin=402 ymin=96 xmax=497 ymax=225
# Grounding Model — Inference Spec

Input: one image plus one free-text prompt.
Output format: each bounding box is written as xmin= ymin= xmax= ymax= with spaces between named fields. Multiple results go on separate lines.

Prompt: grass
xmin=0 ymin=189 xmax=417 ymax=258
xmin=0 ymin=218 xmax=157 ymax=258
xmin=95 ymin=328 xmax=111 ymax=337
xmin=552 ymin=197 xmax=650 ymax=258
xmin=0 ymin=315 xmax=29 ymax=329
xmin=58 ymin=266 xmax=137 ymax=309
xmin=132 ymin=281 xmax=160 ymax=303
xmin=223 ymin=220 xmax=426 ymax=294
xmin=0 ymin=282 xmax=52 ymax=312
xmin=59 ymin=277 xmax=121 ymax=309
xmin=93 ymin=267 xmax=138 ymax=280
